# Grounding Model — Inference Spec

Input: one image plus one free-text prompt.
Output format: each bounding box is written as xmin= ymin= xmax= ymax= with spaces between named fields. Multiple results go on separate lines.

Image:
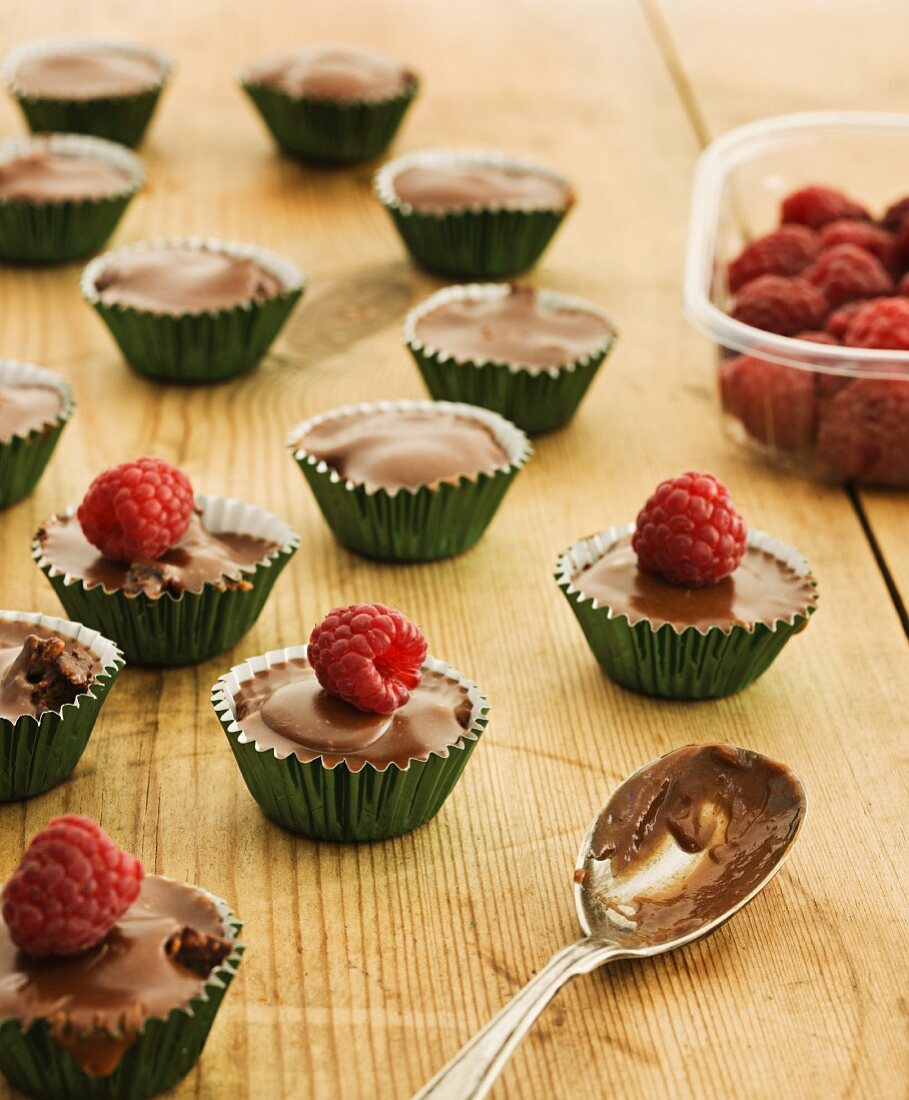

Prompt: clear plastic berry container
xmin=684 ymin=111 xmax=909 ymax=488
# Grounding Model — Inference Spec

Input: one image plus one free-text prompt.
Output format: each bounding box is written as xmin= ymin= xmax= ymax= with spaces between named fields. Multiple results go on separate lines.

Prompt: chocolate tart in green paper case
xmin=239 ymin=45 xmax=419 ymax=165
xmin=212 ymin=646 xmax=488 ymax=841
xmin=32 ymin=494 xmax=299 ymax=667
xmin=556 ymin=522 xmax=818 ymax=700
xmin=81 ymin=237 xmax=306 ymax=384
xmin=0 ymin=873 xmax=243 ymax=1100
xmin=374 ymin=148 xmax=575 ymax=278
xmin=288 ymin=398 xmax=532 ymax=562
xmin=404 ymin=283 xmax=617 ymax=434
xmin=1 ymin=36 xmax=172 ymax=148
xmin=0 ymin=359 xmax=73 ymax=509
xmin=0 ymin=133 xmax=143 ymax=264
xmin=0 ymin=610 xmax=122 ymax=802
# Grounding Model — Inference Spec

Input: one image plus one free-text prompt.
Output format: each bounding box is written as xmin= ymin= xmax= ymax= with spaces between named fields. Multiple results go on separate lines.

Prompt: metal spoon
xmin=413 ymin=743 xmax=806 ymax=1100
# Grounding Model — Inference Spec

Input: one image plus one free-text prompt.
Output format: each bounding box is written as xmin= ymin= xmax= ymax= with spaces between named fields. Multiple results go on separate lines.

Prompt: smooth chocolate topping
xmin=233 ymin=659 xmax=473 ymax=771
xmin=92 ymin=248 xmax=284 ymax=315
xmin=0 ymin=384 xmax=62 ymax=443
xmin=37 ymin=510 xmax=280 ymax=598
xmin=588 ymin=744 xmax=803 ymax=940
xmin=0 ymin=151 xmax=131 ymax=202
xmin=246 ymin=47 xmax=413 ymax=100
xmin=572 ymin=536 xmax=816 ymax=631
xmin=12 ymin=46 xmax=163 ymax=100
xmin=0 ymin=876 xmax=231 ymax=1077
xmin=414 ymin=286 xmax=611 ymax=373
xmin=297 ymin=407 xmax=509 ymax=493
xmin=392 ymin=163 xmax=571 ymax=213
xmin=0 ymin=620 xmax=100 ymax=721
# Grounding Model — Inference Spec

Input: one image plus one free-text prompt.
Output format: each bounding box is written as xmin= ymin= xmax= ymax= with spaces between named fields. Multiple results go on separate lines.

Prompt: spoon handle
xmin=411 ymin=937 xmax=624 ymax=1100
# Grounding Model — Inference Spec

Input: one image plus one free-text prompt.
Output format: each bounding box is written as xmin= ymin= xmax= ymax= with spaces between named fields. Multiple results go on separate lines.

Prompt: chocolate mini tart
xmin=212 ymin=648 xmax=488 ymax=840
xmin=405 ymin=283 xmax=617 ymax=433
xmin=0 ymin=359 xmax=73 ymax=508
xmin=240 ymin=46 xmax=419 ymax=165
xmin=0 ymin=875 xmax=243 ymax=1100
xmin=2 ymin=36 xmax=172 ymax=147
xmin=82 ymin=237 xmax=306 ymax=383
xmin=0 ymin=133 xmax=143 ymax=263
xmin=556 ymin=523 xmax=818 ymax=699
xmin=288 ymin=398 xmax=531 ymax=561
xmin=33 ymin=494 xmax=299 ymax=666
xmin=0 ymin=610 xmax=122 ymax=801
xmin=375 ymin=149 xmax=575 ymax=278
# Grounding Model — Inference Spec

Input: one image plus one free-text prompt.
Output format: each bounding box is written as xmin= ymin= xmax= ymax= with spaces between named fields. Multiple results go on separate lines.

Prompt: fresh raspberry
xmin=843 ymin=297 xmax=909 ymax=350
xmin=632 ymin=472 xmax=747 ymax=588
xmin=817 ymin=379 xmax=909 ymax=484
xmin=780 ymin=184 xmax=868 ymax=229
xmin=727 ymin=225 xmax=821 ymax=293
xmin=807 ymin=244 xmax=894 ymax=307
xmin=2 ymin=816 xmax=143 ymax=958
xmin=825 ymin=301 xmax=863 ymax=339
xmin=899 ymin=272 xmax=909 ymax=296
xmin=881 ymin=195 xmax=909 ymax=233
xmin=77 ymin=457 xmax=195 ymax=563
xmin=308 ymin=604 xmax=428 ymax=715
xmin=731 ymin=275 xmax=828 ymax=336
xmin=719 ymin=354 xmax=816 ymax=452
xmin=819 ymin=220 xmax=900 ymax=277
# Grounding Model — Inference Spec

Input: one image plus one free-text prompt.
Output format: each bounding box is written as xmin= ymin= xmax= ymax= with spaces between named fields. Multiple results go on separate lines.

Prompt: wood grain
xmin=0 ymin=1 xmax=907 ymax=1098
xmin=651 ymin=0 xmax=909 ymax=610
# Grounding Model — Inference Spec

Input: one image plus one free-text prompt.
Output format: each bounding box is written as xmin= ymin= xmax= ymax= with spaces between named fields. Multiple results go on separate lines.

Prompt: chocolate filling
xmin=246 ymin=47 xmax=414 ymax=101
xmin=588 ymin=744 xmax=803 ymax=940
xmin=296 ymin=407 xmax=509 ymax=493
xmin=414 ymin=285 xmax=611 ymax=373
xmin=571 ymin=536 xmax=816 ymax=631
xmin=12 ymin=46 xmax=163 ymax=100
xmin=0 ymin=151 xmax=131 ymax=203
xmin=0 ymin=620 xmax=101 ymax=721
xmin=0 ymin=876 xmax=233 ymax=1077
xmin=232 ymin=660 xmax=474 ymax=771
xmin=92 ymin=247 xmax=284 ymax=315
xmin=391 ymin=163 xmax=571 ymax=214
xmin=0 ymin=384 xmax=62 ymax=443
xmin=36 ymin=509 xmax=280 ymax=598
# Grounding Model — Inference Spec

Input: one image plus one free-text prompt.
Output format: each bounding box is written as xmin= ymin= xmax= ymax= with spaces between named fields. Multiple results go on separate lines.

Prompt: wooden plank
xmin=649 ymin=0 xmax=909 ymax=608
xmin=0 ymin=1 xmax=905 ymax=1098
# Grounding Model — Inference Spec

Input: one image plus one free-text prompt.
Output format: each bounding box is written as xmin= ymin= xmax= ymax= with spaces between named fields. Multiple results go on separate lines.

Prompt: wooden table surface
xmin=1 ymin=1 xmax=908 ymax=1098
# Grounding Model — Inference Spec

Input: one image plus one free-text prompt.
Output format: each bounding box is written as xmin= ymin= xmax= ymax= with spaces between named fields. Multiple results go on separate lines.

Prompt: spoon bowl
xmin=414 ymin=742 xmax=806 ymax=1100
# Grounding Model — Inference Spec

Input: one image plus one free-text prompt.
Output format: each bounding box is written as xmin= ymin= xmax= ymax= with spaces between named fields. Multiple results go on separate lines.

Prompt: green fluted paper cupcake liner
xmin=288 ymin=398 xmax=532 ymax=562
xmin=0 ymin=360 xmax=73 ymax=509
xmin=556 ymin=524 xmax=818 ymax=700
xmin=33 ymin=494 xmax=299 ymax=666
xmin=82 ymin=237 xmax=305 ymax=383
xmin=374 ymin=149 xmax=574 ymax=278
xmin=0 ymin=134 xmax=143 ymax=263
xmin=212 ymin=649 xmax=488 ymax=841
xmin=0 ymin=886 xmax=242 ymax=1100
xmin=2 ymin=37 xmax=172 ymax=147
xmin=0 ymin=610 xmax=122 ymax=801
xmin=404 ymin=283 xmax=618 ymax=434
xmin=240 ymin=70 xmax=418 ymax=165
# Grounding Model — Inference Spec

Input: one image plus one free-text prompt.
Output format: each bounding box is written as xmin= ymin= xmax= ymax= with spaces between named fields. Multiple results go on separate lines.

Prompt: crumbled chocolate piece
xmin=221 ymin=577 xmax=253 ymax=593
xmin=123 ymin=559 xmax=181 ymax=598
xmin=0 ymin=633 xmax=94 ymax=713
xmin=165 ymin=926 xmax=233 ymax=978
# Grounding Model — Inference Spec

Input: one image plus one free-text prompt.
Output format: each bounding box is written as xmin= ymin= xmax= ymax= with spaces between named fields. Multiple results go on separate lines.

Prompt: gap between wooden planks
xmin=0 ymin=0 xmax=907 ymax=1098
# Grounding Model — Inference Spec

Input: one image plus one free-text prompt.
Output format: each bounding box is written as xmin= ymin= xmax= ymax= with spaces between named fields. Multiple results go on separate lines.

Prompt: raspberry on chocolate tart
xmin=556 ymin=472 xmax=818 ymax=699
xmin=34 ymin=457 xmax=298 ymax=665
xmin=212 ymin=605 xmax=488 ymax=840
xmin=0 ymin=817 xmax=242 ymax=1098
